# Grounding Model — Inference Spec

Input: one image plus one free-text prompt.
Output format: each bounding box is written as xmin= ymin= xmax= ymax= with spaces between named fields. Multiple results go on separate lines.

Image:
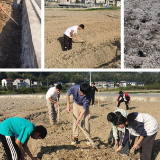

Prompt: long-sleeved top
xmin=121 ymin=112 xmax=159 ymax=147
xmin=67 ymin=85 xmax=91 ymax=110
xmin=90 ymin=86 xmax=98 ymax=95
xmin=117 ymin=91 xmax=131 ymax=102
xmin=112 ymin=109 xmax=128 ymax=139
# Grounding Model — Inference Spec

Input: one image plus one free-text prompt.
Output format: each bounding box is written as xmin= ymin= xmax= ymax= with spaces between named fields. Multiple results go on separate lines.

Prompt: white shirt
xmin=64 ymin=26 xmax=78 ymax=37
xmin=46 ymin=87 xmax=59 ymax=100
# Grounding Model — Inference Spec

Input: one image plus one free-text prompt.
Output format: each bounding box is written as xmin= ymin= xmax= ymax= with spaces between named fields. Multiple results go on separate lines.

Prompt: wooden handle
xmin=69 ymin=112 xmax=96 ymax=147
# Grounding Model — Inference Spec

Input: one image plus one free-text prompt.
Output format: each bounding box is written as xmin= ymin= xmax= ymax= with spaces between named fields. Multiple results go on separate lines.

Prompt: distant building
xmin=23 ymin=79 xmax=31 ymax=88
xmin=1 ymin=79 xmax=13 ymax=88
xmin=95 ymin=81 xmax=107 ymax=88
xmin=106 ymin=82 xmax=114 ymax=88
xmin=127 ymin=81 xmax=136 ymax=86
xmin=136 ymin=82 xmax=145 ymax=86
xmin=118 ymin=81 xmax=127 ymax=87
xmin=13 ymin=79 xmax=24 ymax=89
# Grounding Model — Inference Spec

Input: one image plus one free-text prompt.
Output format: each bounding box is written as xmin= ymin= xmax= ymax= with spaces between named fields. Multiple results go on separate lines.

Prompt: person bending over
xmin=117 ymin=91 xmax=131 ymax=110
xmin=114 ymin=112 xmax=159 ymax=160
xmin=0 ymin=117 xmax=47 ymax=160
xmin=64 ymin=24 xmax=85 ymax=51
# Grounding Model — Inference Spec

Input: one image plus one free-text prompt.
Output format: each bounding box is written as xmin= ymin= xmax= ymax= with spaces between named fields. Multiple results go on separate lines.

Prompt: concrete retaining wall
xmin=21 ymin=0 xmax=41 ymax=68
xmin=0 ymin=94 xmax=160 ymax=103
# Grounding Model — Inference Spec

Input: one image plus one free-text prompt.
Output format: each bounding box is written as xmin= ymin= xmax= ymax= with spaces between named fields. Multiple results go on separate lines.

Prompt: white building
xmin=118 ymin=81 xmax=127 ymax=87
xmin=95 ymin=81 xmax=107 ymax=88
xmin=1 ymin=79 xmax=13 ymax=88
xmin=127 ymin=81 xmax=136 ymax=86
xmin=23 ymin=79 xmax=31 ymax=88
xmin=13 ymin=79 xmax=24 ymax=89
xmin=106 ymin=82 xmax=114 ymax=88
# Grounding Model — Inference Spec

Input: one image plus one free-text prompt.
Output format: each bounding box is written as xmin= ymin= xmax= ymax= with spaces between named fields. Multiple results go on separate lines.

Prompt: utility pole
xmin=90 ymin=72 xmax=91 ymax=86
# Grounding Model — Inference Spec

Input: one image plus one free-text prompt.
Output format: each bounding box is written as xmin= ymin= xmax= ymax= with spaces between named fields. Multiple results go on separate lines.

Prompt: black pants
xmin=91 ymin=94 xmax=95 ymax=105
xmin=64 ymin=34 xmax=72 ymax=50
xmin=140 ymin=133 xmax=157 ymax=160
xmin=0 ymin=134 xmax=21 ymax=160
xmin=117 ymin=99 xmax=129 ymax=110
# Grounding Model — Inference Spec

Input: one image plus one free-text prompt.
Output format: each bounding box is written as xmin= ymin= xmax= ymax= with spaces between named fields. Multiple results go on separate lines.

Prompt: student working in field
xmin=90 ymin=82 xmax=98 ymax=106
xmin=66 ymin=83 xmax=91 ymax=145
xmin=0 ymin=117 xmax=47 ymax=160
xmin=107 ymin=109 xmax=129 ymax=156
xmin=113 ymin=112 xmax=159 ymax=160
xmin=64 ymin=24 xmax=85 ymax=51
xmin=46 ymin=84 xmax=62 ymax=125
xmin=117 ymin=91 xmax=131 ymax=110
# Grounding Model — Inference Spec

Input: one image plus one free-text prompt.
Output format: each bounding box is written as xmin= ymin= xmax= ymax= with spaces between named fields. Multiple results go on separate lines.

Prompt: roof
xmin=3 ymin=79 xmax=13 ymax=81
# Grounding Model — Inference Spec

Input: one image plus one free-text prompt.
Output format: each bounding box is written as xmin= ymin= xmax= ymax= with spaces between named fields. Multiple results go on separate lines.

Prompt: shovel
xmin=0 ymin=3 xmax=19 ymax=25
xmin=69 ymin=112 xmax=96 ymax=148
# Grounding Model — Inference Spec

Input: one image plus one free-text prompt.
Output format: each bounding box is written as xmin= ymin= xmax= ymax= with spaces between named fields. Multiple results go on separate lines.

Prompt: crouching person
xmin=107 ymin=109 xmax=129 ymax=156
xmin=0 ymin=117 xmax=47 ymax=160
xmin=114 ymin=112 xmax=159 ymax=160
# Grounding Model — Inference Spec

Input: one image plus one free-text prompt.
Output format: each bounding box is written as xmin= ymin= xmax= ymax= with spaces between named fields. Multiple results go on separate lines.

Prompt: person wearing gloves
xmin=64 ymin=24 xmax=85 ymax=51
xmin=114 ymin=112 xmax=159 ymax=160
xmin=107 ymin=109 xmax=129 ymax=156
xmin=0 ymin=117 xmax=47 ymax=160
xmin=66 ymin=83 xmax=91 ymax=145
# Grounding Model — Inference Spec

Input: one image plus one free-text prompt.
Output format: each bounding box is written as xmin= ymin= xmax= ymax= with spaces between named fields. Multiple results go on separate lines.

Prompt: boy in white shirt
xmin=46 ymin=84 xmax=62 ymax=125
xmin=64 ymin=24 xmax=85 ymax=51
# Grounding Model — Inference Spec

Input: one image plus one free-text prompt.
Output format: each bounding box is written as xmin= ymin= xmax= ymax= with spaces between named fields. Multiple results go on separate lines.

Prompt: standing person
xmin=117 ymin=91 xmax=131 ymax=110
xmin=64 ymin=24 xmax=85 ymax=51
xmin=0 ymin=117 xmax=47 ymax=160
xmin=66 ymin=83 xmax=91 ymax=145
xmin=46 ymin=84 xmax=62 ymax=125
xmin=114 ymin=112 xmax=159 ymax=160
xmin=107 ymin=109 xmax=129 ymax=156
xmin=90 ymin=82 xmax=98 ymax=106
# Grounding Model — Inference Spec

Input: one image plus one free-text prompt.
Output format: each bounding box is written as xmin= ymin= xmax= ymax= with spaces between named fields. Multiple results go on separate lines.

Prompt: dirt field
xmin=45 ymin=9 xmax=120 ymax=68
xmin=124 ymin=0 xmax=160 ymax=68
xmin=0 ymin=96 xmax=160 ymax=160
xmin=0 ymin=0 xmax=22 ymax=68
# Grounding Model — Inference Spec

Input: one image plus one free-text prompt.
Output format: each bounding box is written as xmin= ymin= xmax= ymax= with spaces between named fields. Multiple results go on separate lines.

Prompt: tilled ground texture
xmin=0 ymin=0 xmax=22 ymax=68
xmin=45 ymin=9 xmax=120 ymax=68
xmin=0 ymin=97 xmax=160 ymax=159
xmin=124 ymin=0 xmax=160 ymax=68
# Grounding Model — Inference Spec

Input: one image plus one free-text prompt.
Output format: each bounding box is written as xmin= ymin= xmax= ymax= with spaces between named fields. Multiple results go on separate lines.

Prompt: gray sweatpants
xmin=46 ymin=99 xmax=57 ymax=124
xmin=140 ymin=133 xmax=157 ymax=160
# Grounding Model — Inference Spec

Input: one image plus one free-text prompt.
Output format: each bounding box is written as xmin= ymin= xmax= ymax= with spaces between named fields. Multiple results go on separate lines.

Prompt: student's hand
xmin=56 ymin=102 xmax=60 ymax=106
xmin=76 ymin=119 xmax=80 ymax=126
xmin=66 ymin=106 xmax=70 ymax=113
xmin=115 ymin=139 xmax=118 ymax=146
xmin=115 ymin=145 xmax=123 ymax=153
xmin=76 ymin=37 xmax=79 ymax=40
xmin=132 ymin=143 xmax=139 ymax=150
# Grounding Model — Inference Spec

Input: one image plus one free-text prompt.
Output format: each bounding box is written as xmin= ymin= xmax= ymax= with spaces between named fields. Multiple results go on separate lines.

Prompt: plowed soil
xmin=45 ymin=9 xmax=120 ymax=68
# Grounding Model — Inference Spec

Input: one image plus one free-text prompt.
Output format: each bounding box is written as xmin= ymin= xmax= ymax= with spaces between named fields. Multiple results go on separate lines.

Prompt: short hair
xmin=79 ymin=24 xmax=85 ymax=29
xmin=92 ymin=82 xmax=95 ymax=85
xmin=56 ymin=84 xmax=62 ymax=90
xmin=127 ymin=112 xmax=137 ymax=126
xmin=35 ymin=125 xmax=47 ymax=139
xmin=119 ymin=91 xmax=123 ymax=95
xmin=80 ymin=83 xmax=90 ymax=95
xmin=113 ymin=112 xmax=127 ymax=126
xmin=107 ymin=112 xmax=116 ymax=123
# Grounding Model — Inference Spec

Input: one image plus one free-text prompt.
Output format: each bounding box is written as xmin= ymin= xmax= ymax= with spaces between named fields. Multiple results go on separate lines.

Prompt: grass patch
xmin=66 ymin=7 xmax=120 ymax=11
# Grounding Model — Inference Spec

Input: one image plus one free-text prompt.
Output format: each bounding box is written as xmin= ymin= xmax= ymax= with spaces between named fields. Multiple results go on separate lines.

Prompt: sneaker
xmin=86 ymin=139 xmax=91 ymax=146
xmin=71 ymin=138 xmax=79 ymax=145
